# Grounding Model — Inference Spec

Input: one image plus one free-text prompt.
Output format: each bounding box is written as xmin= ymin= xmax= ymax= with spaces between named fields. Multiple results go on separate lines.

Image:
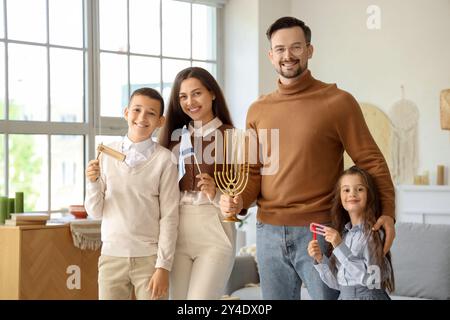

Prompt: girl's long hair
xmin=329 ymin=166 xmax=395 ymax=293
xmin=158 ymin=67 xmax=233 ymax=148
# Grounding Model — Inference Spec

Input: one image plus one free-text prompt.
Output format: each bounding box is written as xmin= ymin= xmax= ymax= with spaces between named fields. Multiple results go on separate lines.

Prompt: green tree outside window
xmin=1 ymin=102 xmax=42 ymax=211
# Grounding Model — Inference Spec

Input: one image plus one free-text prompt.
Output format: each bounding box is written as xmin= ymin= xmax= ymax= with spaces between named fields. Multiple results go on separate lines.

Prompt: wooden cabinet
xmin=0 ymin=224 xmax=100 ymax=300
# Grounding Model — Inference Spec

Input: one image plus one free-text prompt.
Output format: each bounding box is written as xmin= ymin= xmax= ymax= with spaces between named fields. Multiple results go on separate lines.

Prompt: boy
xmin=85 ymin=87 xmax=179 ymax=300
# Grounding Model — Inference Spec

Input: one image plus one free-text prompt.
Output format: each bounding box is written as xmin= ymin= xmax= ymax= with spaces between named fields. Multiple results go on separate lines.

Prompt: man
xmin=220 ymin=17 xmax=395 ymax=300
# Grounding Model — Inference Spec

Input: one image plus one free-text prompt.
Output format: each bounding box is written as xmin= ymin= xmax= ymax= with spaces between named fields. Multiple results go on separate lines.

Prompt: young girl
xmin=307 ymin=166 xmax=395 ymax=300
xmin=159 ymin=67 xmax=236 ymax=300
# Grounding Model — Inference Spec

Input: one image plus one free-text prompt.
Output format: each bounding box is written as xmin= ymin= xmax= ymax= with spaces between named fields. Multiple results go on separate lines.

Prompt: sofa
xmin=224 ymin=222 xmax=450 ymax=300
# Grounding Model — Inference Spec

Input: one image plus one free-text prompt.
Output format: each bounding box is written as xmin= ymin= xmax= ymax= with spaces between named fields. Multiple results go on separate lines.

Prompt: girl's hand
xmin=307 ymin=240 xmax=323 ymax=263
xmin=86 ymin=159 xmax=100 ymax=182
xmin=147 ymin=268 xmax=169 ymax=300
xmin=197 ymin=173 xmax=216 ymax=199
xmin=323 ymin=227 xmax=342 ymax=248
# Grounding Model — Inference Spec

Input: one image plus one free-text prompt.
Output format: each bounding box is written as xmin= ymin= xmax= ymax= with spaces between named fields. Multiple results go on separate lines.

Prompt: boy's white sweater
xmin=84 ymin=141 xmax=180 ymax=271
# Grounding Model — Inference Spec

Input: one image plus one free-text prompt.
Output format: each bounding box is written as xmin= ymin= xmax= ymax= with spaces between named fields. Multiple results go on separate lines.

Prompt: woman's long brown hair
xmin=158 ymin=67 xmax=233 ymax=148
xmin=329 ymin=166 xmax=395 ymax=292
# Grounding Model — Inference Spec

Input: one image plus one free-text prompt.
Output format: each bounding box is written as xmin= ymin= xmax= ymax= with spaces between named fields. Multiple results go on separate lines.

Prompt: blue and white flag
xmin=178 ymin=125 xmax=194 ymax=181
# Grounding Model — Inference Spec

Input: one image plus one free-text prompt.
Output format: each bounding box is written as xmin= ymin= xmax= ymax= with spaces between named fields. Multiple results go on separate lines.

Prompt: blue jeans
xmin=256 ymin=221 xmax=339 ymax=300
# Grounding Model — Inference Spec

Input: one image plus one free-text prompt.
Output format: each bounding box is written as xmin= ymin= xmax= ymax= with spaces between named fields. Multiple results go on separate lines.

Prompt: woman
xmin=159 ymin=67 xmax=236 ymax=299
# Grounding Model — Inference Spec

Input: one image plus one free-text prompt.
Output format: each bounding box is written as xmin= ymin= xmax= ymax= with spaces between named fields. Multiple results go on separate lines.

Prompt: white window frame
xmin=0 ymin=0 xmax=90 ymax=214
xmin=94 ymin=0 xmax=223 ymax=137
xmin=0 ymin=0 xmax=224 ymax=213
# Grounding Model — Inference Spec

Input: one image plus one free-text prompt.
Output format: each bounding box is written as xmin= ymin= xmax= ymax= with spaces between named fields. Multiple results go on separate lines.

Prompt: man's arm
xmin=372 ymin=216 xmax=395 ymax=255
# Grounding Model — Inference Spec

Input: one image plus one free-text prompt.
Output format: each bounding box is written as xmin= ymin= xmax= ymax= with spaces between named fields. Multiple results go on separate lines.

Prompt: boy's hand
xmin=86 ymin=159 xmax=100 ymax=182
xmin=196 ymin=173 xmax=216 ymax=199
xmin=323 ymin=227 xmax=342 ymax=248
xmin=308 ymin=240 xmax=323 ymax=263
xmin=219 ymin=194 xmax=243 ymax=218
xmin=147 ymin=268 xmax=169 ymax=300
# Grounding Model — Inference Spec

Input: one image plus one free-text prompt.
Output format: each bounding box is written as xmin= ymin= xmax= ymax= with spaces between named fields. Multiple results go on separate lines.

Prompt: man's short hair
xmin=266 ymin=16 xmax=311 ymax=44
xmin=129 ymin=87 xmax=164 ymax=116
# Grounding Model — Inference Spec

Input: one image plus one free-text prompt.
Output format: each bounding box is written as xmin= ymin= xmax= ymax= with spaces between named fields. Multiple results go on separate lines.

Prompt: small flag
xmin=178 ymin=126 xmax=194 ymax=181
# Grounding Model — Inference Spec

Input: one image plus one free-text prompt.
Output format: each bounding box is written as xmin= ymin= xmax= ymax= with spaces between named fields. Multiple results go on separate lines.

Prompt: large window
xmin=98 ymin=0 xmax=218 ymax=123
xmin=0 ymin=0 xmax=221 ymax=214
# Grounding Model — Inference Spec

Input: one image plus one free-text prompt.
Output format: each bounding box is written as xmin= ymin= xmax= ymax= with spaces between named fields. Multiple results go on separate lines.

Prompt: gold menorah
xmin=214 ymin=129 xmax=250 ymax=222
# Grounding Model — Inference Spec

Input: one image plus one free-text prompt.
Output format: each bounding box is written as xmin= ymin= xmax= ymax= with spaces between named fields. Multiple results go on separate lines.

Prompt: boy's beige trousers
xmin=98 ymin=255 xmax=167 ymax=300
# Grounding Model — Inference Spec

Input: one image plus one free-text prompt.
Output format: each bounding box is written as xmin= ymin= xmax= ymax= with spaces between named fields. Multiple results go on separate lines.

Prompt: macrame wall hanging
xmin=389 ymin=86 xmax=420 ymax=184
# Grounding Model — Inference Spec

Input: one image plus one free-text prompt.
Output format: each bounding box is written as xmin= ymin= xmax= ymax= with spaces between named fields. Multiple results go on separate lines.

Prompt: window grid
xmin=0 ymin=0 xmax=88 ymax=213
xmin=0 ymin=0 xmax=221 ymax=214
xmin=2 ymin=0 xmax=9 ymax=200
xmin=46 ymin=0 xmax=51 ymax=211
xmin=98 ymin=0 xmax=218 ymax=124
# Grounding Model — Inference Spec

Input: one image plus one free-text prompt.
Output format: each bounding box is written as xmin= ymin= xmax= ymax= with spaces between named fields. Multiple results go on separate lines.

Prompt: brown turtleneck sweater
xmin=242 ymin=70 xmax=395 ymax=226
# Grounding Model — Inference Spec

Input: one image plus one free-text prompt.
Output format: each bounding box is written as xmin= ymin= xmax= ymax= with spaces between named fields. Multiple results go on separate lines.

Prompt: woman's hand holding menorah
xmin=214 ymin=128 xmax=249 ymax=222
xmin=219 ymin=194 xmax=244 ymax=219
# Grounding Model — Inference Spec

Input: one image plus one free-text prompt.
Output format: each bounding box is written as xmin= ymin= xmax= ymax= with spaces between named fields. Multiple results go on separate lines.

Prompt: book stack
xmin=4 ymin=213 xmax=50 ymax=226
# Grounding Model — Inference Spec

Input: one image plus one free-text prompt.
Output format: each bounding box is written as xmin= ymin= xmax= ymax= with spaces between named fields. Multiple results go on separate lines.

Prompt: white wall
xmin=223 ymin=0 xmax=292 ymax=130
xmin=223 ymin=0 xmax=259 ymax=130
xmin=291 ymin=0 xmax=450 ymax=184
xmin=224 ymin=0 xmax=292 ymax=246
xmin=258 ymin=0 xmax=292 ymax=95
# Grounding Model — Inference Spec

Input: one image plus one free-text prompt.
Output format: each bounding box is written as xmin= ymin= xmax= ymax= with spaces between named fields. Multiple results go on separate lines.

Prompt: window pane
xmin=192 ymin=4 xmax=216 ymax=61
xmin=130 ymin=56 xmax=161 ymax=93
xmin=49 ymin=0 xmax=83 ymax=48
xmin=130 ymin=0 xmax=159 ymax=55
xmin=162 ymin=0 xmax=190 ymax=58
xmin=100 ymin=52 xmax=127 ymax=117
xmin=95 ymin=135 xmax=123 ymax=148
xmin=99 ymin=0 xmax=127 ymax=52
xmin=7 ymin=0 xmax=46 ymax=43
xmin=51 ymin=135 xmax=83 ymax=211
xmin=9 ymin=135 xmax=48 ymax=212
xmin=0 ymin=134 xmax=4 ymax=196
xmin=162 ymin=58 xmax=190 ymax=104
xmin=192 ymin=61 xmax=217 ymax=79
xmin=0 ymin=0 xmax=4 ymax=38
xmin=50 ymin=48 xmax=83 ymax=122
xmin=8 ymin=44 xmax=47 ymax=121
xmin=0 ymin=42 xmax=4 ymax=120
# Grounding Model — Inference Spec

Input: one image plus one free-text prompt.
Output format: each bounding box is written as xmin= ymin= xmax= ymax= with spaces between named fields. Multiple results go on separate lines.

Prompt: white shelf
xmin=396 ymin=185 xmax=450 ymax=192
xmin=395 ymin=185 xmax=450 ymax=225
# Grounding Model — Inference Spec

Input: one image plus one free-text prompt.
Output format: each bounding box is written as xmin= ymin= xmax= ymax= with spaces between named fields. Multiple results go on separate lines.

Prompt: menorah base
xmin=222 ymin=215 xmax=241 ymax=223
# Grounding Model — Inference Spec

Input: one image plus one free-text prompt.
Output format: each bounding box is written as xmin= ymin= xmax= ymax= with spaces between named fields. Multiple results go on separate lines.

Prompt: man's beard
xmin=277 ymin=60 xmax=307 ymax=79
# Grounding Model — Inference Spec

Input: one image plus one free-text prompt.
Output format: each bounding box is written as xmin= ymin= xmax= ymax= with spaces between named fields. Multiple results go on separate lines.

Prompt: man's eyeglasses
xmin=272 ymin=43 xmax=309 ymax=56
